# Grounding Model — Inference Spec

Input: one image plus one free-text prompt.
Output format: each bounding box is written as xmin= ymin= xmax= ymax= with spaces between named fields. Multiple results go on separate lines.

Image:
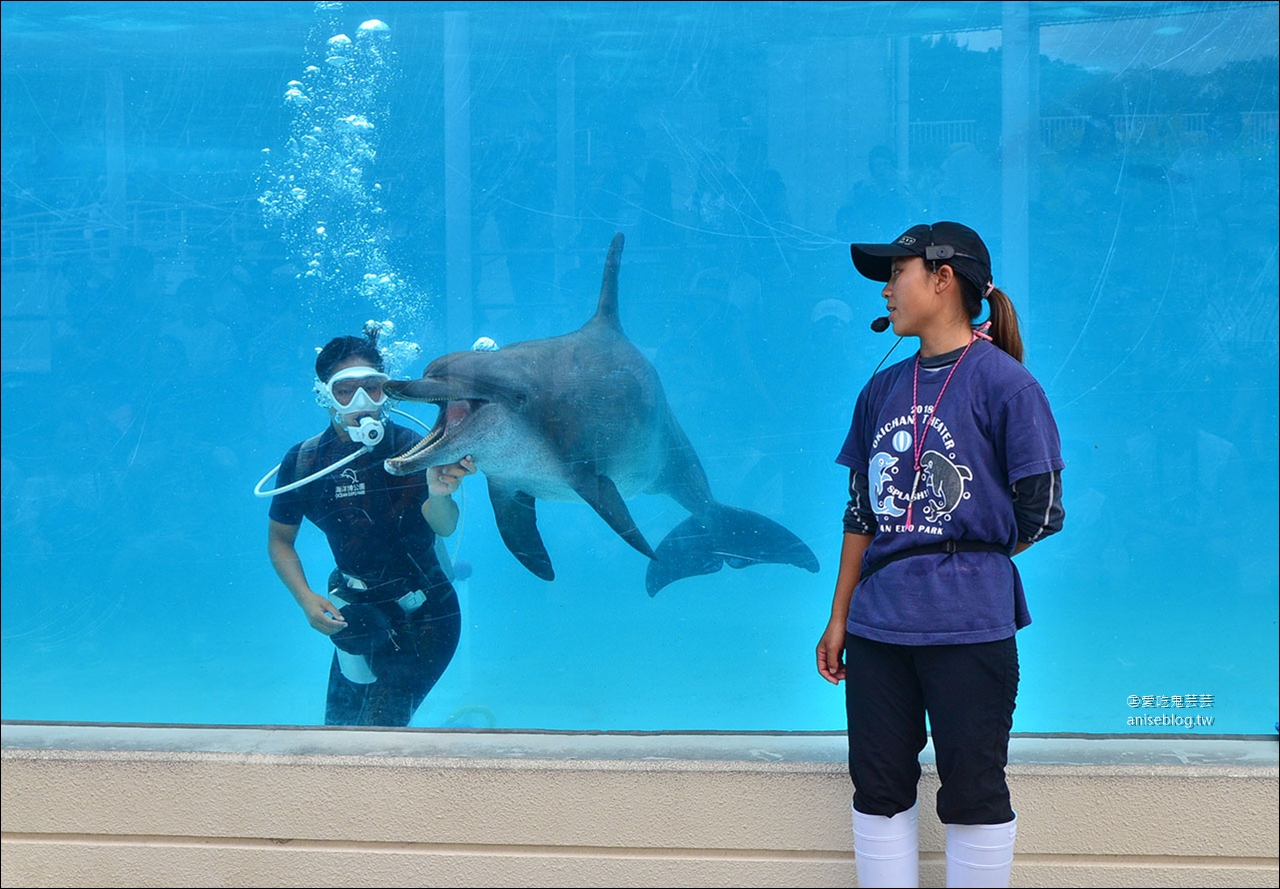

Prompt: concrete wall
xmin=2 ymin=725 xmax=1277 ymax=887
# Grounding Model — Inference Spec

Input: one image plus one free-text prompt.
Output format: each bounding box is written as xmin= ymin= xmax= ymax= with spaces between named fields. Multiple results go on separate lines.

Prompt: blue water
xmin=2 ymin=1 xmax=1276 ymax=735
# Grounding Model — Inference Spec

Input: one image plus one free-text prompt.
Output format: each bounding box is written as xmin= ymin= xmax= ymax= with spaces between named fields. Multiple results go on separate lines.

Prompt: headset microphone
xmin=866 ymin=317 xmax=903 ymax=378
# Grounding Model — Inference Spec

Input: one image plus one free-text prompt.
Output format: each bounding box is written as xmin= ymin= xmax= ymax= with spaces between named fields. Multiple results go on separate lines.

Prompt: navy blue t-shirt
xmin=836 ymin=340 xmax=1064 ymax=645
xmin=269 ymin=421 xmax=449 ymax=593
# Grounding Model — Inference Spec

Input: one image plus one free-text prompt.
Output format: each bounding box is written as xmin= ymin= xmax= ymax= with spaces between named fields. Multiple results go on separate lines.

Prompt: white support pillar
xmin=443 ymin=11 xmax=473 ymax=351
xmin=1000 ymin=2 xmax=1038 ymax=331
xmin=553 ymin=54 xmax=577 ymax=290
xmin=895 ymin=36 xmax=911 ymax=182
xmin=105 ymin=66 xmax=126 ymax=259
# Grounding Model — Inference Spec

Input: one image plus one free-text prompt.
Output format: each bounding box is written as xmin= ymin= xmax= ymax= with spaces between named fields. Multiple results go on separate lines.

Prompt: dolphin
xmin=869 ymin=451 xmax=904 ymax=518
xmin=383 ymin=232 xmax=819 ymax=595
xmin=920 ymin=449 xmax=973 ymax=520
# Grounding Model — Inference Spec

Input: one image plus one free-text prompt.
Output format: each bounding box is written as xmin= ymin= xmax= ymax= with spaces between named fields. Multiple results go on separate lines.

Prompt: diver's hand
xmin=303 ymin=590 xmax=348 ymax=636
xmin=816 ymin=618 xmax=847 ymax=685
xmin=429 ymin=455 xmax=476 ymax=497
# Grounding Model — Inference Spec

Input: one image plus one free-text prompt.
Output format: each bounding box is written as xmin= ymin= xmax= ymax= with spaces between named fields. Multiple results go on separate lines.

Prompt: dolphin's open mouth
xmin=387 ymin=398 xmax=486 ymax=472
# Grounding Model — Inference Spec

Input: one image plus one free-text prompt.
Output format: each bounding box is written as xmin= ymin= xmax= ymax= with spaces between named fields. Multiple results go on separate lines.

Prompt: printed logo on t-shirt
xmin=334 ymin=467 xmax=365 ymax=499
xmin=869 ymin=407 xmax=973 ymax=533
xmin=918 ymin=450 xmax=972 ymax=520
xmin=870 ymin=451 xmax=906 ymax=517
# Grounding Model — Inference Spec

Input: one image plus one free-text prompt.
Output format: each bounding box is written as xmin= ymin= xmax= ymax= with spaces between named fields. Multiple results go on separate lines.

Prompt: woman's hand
xmin=303 ymin=590 xmax=348 ymax=636
xmin=429 ymin=455 xmax=476 ymax=497
xmin=816 ymin=618 xmax=847 ymax=685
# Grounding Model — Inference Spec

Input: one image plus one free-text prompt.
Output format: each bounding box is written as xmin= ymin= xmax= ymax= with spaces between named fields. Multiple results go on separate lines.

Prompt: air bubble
xmin=340 ymin=115 xmax=374 ymax=131
xmin=260 ymin=2 xmax=424 ymax=341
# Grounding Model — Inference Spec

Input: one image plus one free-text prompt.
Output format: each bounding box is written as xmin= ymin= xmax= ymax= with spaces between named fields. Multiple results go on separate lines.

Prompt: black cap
xmin=850 ymin=221 xmax=992 ymax=294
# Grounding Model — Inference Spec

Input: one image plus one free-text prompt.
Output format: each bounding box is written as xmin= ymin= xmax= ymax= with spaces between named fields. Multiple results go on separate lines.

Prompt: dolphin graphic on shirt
xmin=869 ymin=452 xmax=905 ymax=517
xmin=919 ymin=450 xmax=972 ymax=520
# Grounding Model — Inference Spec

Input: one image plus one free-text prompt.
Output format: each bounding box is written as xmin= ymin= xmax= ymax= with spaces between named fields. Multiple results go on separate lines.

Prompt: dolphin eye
xmin=515 ymin=393 xmax=528 ymax=407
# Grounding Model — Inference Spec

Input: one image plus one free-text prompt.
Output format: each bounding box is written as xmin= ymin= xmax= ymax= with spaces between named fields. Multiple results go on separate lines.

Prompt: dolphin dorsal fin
xmin=589 ymin=232 xmax=625 ymax=331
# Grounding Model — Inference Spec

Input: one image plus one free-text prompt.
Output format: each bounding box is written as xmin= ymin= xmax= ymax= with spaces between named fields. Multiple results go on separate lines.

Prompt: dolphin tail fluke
xmin=644 ymin=505 xmax=820 ymax=597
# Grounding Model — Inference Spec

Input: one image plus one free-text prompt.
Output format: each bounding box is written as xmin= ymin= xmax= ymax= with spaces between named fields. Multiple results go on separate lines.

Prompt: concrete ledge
xmin=3 ymin=724 xmax=1277 ymax=887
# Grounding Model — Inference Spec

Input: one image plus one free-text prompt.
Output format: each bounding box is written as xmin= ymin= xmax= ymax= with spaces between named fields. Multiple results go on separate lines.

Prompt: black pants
xmin=845 ymin=634 xmax=1018 ymax=825
xmin=324 ymin=589 xmax=462 ymax=727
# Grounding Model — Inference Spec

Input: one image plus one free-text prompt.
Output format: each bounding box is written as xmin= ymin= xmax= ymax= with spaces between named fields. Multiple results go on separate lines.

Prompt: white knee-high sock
xmin=852 ymin=801 xmax=919 ymax=888
xmin=945 ymin=814 xmax=1017 ymax=888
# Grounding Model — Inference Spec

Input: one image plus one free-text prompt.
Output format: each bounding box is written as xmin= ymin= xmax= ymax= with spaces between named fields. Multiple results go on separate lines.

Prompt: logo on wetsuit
xmin=334 ymin=467 xmax=366 ymax=499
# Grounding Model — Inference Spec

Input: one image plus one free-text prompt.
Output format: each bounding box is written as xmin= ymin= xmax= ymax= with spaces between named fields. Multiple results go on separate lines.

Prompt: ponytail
xmin=957 ymin=275 xmax=1024 ymax=364
xmin=984 ymin=287 xmax=1024 ymax=364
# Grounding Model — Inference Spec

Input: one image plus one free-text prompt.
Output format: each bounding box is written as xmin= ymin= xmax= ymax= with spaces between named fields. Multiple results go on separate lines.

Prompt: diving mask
xmin=317 ymin=366 xmax=390 ymax=412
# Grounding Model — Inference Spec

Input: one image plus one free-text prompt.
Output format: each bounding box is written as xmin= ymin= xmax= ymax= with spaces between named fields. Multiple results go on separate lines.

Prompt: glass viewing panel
xmin=2 ymin=1 xmax=1276 ymax=735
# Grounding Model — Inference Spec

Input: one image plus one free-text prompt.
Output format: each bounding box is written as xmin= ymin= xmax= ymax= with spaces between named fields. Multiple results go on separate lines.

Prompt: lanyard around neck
xmin=904 ymin=329 xmax=987 ymax=528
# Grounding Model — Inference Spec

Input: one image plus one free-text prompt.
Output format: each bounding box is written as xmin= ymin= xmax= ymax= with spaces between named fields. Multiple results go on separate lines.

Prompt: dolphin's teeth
xmin=385 ymin=398 xmax=482 ymax=474
xmin=394 ymin=422 xmax=444 ymax=463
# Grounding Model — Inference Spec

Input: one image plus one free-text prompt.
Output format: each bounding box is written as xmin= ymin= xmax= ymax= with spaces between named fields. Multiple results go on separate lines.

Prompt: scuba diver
xmin=261 ymin=328 xmax=475 ymax=726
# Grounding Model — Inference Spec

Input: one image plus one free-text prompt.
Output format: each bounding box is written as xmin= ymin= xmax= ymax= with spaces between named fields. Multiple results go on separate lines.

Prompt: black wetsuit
xmin=269 ymin=421 xmax=461 ymax=726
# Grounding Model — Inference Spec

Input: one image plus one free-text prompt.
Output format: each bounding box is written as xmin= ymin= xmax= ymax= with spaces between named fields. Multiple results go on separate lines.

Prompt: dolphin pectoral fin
xmin=645 ymin=505 xmax=821 ymax=597
xmin=487 ymin=481 xmax=555 ymax=581
xmin=571 ymin=474 xmax=657 ymax=561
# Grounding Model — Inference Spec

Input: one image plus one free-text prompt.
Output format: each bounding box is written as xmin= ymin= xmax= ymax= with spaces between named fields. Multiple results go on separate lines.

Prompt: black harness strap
xmin=860 ymin=540 xmax=1010 ymax=582
xmin=292 ymin=431 xmax=327 ymax=481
